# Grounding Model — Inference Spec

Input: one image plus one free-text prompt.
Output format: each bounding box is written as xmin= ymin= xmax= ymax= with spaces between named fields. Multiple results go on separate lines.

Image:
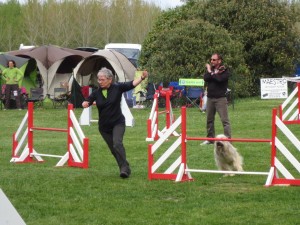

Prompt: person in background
xmin=82 ymin=67 xmax=148 ymax=178
xmin=0 ymin=60 xmax=23 ymax=110
xmin=201 ymin=53 xmax=231 ymax=145
xmin=200 ymin=88 xmax=207 ymax=113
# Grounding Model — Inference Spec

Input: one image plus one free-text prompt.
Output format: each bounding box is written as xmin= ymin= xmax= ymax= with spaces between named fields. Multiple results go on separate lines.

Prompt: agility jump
xmin=278 ymin=82 xmax=300 ymax=124
xmin=148 ymin=105 xmax=300 ymax=186
xmin=146 ymin=88 xmax=179 ymax=141
xmin=11 ymin=102 xmax=89 ymax=168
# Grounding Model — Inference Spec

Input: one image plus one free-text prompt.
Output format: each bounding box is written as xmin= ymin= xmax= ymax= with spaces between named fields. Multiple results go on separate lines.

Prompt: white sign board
xmin=260 ymin=78 xmax=288 ymax=99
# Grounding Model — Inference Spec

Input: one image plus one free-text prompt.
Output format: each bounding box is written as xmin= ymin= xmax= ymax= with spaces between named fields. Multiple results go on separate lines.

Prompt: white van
xmin=19 ymin=43 xmax=35 ymax=50
xmin=104 ymin=43 xmax=141 ymax=67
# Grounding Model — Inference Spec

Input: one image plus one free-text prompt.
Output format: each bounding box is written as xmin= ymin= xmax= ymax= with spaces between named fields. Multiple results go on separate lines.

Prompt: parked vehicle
xmin=104 ymin=43 xmax=141 ymax=68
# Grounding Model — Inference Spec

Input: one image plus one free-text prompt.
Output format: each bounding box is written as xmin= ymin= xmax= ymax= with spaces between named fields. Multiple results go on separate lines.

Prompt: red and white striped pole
xmin=165 ymin=90 xmax=171 ymax=129
xmin=181 ymin=106 xmax=187 ymax=171
xmin=26 ymin=102 xmax=34 ymax=162
xmin=67 ymin=104 xmax=73 ymax=167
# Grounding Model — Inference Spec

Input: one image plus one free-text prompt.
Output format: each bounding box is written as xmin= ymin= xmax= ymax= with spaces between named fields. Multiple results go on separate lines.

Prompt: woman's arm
xmin=82 ymin=91 xmax=96 ymax=108
xmin=132 ymin=70 xmax=148 ymax=87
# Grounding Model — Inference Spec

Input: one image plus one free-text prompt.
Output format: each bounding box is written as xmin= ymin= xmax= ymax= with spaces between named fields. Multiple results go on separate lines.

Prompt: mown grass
xmin=1 ymin=98 xmax=300 ymax=225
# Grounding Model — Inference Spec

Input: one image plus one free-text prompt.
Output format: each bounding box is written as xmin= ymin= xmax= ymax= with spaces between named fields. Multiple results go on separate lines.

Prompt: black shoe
xmin=120 ymin=171 xmax=129 ymax=178
xmin=120 ymin=167 xmax=131 ymax=179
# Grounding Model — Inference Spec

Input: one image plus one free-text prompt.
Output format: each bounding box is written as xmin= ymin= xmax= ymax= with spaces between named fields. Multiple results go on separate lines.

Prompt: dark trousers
xmin=99 ymin=123 xmax=130 ymax=173
xmin=5 ymin=84 xmax=21 ymax=109
xmin=206 ymin=97 xmax=231 ymax=138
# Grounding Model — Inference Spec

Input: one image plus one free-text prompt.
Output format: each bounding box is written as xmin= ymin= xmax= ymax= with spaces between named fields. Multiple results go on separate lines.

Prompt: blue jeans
xmin=206 ymin=97 xmax=231 ymax=138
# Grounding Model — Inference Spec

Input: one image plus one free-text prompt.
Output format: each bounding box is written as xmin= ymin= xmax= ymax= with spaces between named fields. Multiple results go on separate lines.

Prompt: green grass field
xmin=1 ymin=98 xmax=300 ymax=225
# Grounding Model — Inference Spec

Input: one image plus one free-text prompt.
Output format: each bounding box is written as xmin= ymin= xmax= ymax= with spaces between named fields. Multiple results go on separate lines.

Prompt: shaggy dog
xmin=214 ymin=134 xmax=243 ymax=176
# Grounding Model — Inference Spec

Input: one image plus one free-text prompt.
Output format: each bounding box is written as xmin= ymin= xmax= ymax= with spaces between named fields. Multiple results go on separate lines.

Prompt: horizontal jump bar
xmin=31 ymin=127 xmax=68 ymax=132
xmin=186 ymin=169 xmax=269 ymax=175
xmin=30 ymin=153 xmax=64 ymax=158
xmin=187 ymin=137 xmax=271 ymax=143
xmin=158 ymin=110 xmax=167 ymax=114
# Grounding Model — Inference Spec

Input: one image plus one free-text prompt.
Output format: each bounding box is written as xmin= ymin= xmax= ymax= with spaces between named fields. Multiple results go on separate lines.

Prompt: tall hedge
xmin=140 ymin=0 xmax=300 ymax=97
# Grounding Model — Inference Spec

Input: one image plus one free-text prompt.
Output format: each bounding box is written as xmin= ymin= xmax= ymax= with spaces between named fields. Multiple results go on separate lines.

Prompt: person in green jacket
xmin=0 ymin=60 xmax=23 ymax=110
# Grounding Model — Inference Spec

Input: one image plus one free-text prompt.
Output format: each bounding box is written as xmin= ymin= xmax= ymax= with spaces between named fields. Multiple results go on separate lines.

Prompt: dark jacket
xmin=203 ymin=68 xmax=230 ymax=98
xmin=87 ymin=81 xmax=134 ymax=132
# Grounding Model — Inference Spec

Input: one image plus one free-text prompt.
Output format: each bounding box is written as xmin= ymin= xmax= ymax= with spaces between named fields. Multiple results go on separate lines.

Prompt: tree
xmin=22 ymin=0 xmax=44 ymax=45
xmin=109 ymin=0 xmax=161 ymax=43
xmin=191 ymin=0 xmax=300 ymax=95
xmin=0 ymin=0 xmax=23 ymax=50
xmin=70 ymin=0 xmax=105 ymax=47
xmin=0 ymin=0 xmax=162 ymax=51
xmin=139 ymin=6 xmax=251 ymax=97
xmin=140 ymin=0 xmax=300 ymax=97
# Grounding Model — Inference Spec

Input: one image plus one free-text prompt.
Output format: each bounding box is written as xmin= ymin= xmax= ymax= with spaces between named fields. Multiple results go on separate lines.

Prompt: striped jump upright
xmin=148 ymin=106 xmax=300 ymax=186
xmin=11 ymin=102 xmax=89 ymax=168
xmin=146 ymin=88 xmax=179 ymax=142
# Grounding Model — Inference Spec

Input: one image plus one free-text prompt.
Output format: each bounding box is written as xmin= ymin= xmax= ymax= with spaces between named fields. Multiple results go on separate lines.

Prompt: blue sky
xmin=146 ymin=0 xmax=184 ymax=9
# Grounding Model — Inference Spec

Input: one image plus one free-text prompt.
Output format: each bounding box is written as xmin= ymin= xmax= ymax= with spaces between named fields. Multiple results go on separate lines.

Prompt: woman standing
xmin=0 ymin=60 xmax=23 ymax=110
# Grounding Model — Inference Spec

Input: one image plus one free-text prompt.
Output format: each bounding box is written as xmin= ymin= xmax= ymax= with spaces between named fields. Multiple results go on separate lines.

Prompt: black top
xmin=87 ymin=81 xmax=134 ymax=132
xmin=203 ymin=68 xmax=230 ymax=98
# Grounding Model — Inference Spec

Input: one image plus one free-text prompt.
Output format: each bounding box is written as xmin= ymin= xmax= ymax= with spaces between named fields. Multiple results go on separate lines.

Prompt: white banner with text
xmin=260 ymin=78 xmax=288 ymax=99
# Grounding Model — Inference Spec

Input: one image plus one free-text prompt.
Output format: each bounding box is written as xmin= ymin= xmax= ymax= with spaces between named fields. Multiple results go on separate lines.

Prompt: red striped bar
xmin=31 ymin=127 xmax=68 ymax=132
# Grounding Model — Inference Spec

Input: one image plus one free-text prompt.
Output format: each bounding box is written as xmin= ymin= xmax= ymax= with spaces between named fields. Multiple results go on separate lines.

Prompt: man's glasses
xmin=211 ymin=58 xmax=219 ymax=61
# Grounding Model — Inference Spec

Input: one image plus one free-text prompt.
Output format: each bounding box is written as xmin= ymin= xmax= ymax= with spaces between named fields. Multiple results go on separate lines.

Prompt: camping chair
xmin=133 ymin=90 xmax=146 ymax=108
xmin=144 ymin=83 xmax=157 ymax=108
xmin=226 ymin=88 xmax=232 ymax=104
xmin=52 ymin=87 xmax=68 ymax=109
xmin=0 ymin=85 xmax=5 ymax=109
xmin=168 ymin=81 xmax=186 ymax=107
xmin=124 ymin=89 xmax=136 ymax=108
xmin=1 ymin=85 xmax=27 ymax=109
xmin=185 ymin=87 xmax=204 ymax=108
xmin=158 ymin=86 xmax=174 ymax=108
xmin=26 ymin=87 xmax=44 ymax=108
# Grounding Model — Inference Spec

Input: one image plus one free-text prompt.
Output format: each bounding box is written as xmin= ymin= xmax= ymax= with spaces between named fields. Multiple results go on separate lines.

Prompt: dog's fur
xmin=214 ymin=134 xmax=243 ymax=176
